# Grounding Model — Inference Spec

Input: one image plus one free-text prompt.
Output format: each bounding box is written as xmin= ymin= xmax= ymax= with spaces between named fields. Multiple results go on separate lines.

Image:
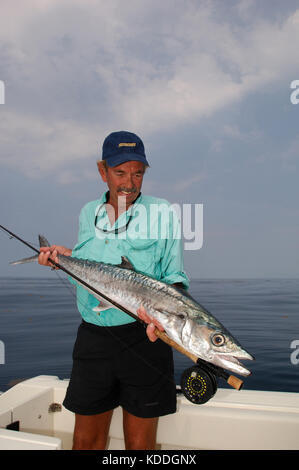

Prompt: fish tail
xmin=10 ymin=254 xmax=39 ymax=265
xmin=10 ymin=234 xmax=51 ymax=265
xmin=38 ymin=235 xmax=51 ymax=248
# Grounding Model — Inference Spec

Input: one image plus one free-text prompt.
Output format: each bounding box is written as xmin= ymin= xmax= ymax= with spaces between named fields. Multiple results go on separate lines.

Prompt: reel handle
xmin=153 ymin=328 xmax=243 ymax=391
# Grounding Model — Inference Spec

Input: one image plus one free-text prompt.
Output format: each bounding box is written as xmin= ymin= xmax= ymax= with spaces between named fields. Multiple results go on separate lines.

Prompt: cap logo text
xmin=118 ymin=142 xmax=136 ymax=147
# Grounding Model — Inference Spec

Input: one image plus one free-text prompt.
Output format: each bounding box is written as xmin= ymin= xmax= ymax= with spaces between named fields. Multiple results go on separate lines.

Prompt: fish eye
xmin=212 ymin=333 xmax=225 ymax=347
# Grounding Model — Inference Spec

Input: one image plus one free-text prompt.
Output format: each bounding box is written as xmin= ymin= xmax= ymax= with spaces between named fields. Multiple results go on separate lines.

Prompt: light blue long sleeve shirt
xmin=70 ymin=192 xmax=189 ymax=327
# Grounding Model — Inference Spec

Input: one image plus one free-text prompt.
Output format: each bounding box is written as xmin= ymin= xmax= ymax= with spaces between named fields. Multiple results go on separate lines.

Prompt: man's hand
xmin=38 ymin=245 xmax=72 ymax=269
xmin=137 ymin=305 xmax=165 ymax=342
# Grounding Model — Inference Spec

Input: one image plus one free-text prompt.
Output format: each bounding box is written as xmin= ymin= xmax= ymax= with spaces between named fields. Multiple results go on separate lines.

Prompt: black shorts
xmin=63 ymin=320 xmax=177 ymax=418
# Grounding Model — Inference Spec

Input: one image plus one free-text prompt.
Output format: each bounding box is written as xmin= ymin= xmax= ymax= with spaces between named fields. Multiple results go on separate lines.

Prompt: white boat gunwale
xmin=0 ymin=375 xmax=298 ymax=450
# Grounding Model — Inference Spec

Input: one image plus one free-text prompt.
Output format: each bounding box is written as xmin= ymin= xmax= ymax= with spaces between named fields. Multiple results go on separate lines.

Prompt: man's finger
xmin=137 ymin=305 xmax=152 ymax=323
xmin=49 ymin=249 xmax=59 ymax=269
xmin=137 ymin=305 xmax=164 ymax=332
xmin=146 ymin=323 xmax=158 ymax=342
xmin=38 ymin=251 xmax=48 ymax=266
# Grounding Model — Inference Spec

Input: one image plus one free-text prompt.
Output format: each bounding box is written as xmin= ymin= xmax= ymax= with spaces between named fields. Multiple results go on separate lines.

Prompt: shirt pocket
xmin=71 ymin=236 xmax=94 ymax=259
xmin=121 ymin=237 xmax=161 ymax=277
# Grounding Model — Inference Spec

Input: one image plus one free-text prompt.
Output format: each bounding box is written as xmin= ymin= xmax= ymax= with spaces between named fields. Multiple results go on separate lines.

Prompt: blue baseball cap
xmin=102 ymin=131 xmax=149 ymax=167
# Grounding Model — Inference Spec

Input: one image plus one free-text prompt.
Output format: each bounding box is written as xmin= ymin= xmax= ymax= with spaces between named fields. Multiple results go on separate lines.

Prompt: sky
xmin=0 ymin=0 xmax=299 ymax=279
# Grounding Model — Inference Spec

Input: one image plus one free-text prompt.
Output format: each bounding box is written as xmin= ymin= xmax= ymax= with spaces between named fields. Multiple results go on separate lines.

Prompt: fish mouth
xmin=214 ymin=351 xmax=255 ymax=377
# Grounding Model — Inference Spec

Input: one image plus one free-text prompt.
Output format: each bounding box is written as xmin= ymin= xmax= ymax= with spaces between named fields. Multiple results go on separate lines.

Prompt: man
xmin=38 ymin=131 xmax=189 ymax=450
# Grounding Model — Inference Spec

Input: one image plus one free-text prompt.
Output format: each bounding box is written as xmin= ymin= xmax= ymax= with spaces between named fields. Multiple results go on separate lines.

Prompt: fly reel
xmin=180 ymin=365 xmax=218 ymax=404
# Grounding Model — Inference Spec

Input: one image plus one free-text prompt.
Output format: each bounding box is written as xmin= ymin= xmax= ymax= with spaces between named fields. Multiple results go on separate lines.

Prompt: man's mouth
xmin=117 ymin=189 xmax=136 ymax=195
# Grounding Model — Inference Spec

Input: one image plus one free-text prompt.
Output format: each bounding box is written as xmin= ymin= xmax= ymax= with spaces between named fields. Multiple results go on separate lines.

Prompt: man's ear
xmin=97 ymin=161 xmax=108 ymax=182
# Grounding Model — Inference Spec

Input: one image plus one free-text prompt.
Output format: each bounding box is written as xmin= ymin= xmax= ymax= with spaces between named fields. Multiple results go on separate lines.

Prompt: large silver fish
xmin=11 ymin=235 xmax=254 ymax=376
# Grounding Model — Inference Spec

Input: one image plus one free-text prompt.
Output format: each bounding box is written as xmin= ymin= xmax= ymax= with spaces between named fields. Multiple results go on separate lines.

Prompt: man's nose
xmin=123 ymin=174 xmax=135 ymax=188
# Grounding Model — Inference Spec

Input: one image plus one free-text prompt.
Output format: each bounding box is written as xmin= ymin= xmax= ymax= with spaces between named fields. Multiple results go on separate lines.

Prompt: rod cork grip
xmin=154 ymin=328 xmax=198 ymax=363
xmin=227 ymin=375 xmax=244 ymax=390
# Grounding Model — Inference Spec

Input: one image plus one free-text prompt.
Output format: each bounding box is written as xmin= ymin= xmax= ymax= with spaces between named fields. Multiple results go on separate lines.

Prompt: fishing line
xmin=0 ymin=224 xmax=178 ymax=387
xmin=0 ymin=226 xmax=40 ymax=251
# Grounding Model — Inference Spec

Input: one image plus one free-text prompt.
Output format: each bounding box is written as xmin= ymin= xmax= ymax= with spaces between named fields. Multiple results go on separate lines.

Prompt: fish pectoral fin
xmin=92 ymin=299 xmax=114 ymax=313
xmin=118 ymin=256 xmax=135 ymax=271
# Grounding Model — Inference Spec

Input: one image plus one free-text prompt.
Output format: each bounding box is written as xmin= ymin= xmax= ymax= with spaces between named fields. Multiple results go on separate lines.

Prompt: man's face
xmin=98 ymin=160 xmax=146 ymax=208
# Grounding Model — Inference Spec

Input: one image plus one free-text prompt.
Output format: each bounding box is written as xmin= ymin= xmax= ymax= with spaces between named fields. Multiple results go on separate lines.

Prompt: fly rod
xmin=0 ymin=224 xmax=243 ymax=392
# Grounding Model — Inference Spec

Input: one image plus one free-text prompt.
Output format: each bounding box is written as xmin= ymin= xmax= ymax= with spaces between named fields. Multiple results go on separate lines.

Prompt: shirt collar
xmin=95 ymin=191 xmax=143 ymax=229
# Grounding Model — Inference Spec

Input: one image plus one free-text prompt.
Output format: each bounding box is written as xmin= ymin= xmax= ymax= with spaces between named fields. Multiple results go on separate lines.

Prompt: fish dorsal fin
xmin=118 ymin=256 xmax=135 ymax=271
xmin=39 ymin=235 xmax=51 ymax=247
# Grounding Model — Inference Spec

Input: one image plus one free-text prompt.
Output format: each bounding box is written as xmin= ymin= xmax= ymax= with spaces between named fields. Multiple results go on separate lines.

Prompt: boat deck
xmin=0 ymin=375 xmax=299 ymax=450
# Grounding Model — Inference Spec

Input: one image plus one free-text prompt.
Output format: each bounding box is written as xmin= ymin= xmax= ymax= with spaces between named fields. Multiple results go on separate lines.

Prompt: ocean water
xmin=0 ymin=276 xmax=298 ymax=394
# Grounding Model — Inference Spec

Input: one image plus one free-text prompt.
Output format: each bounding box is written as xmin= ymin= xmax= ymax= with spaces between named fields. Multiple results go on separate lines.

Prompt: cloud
xmin=0 ymin=110 xmax=102 ymax=177
xmin=281 ymin=135 xmax=299 ymax=171
xmin=209 ymin=123 xmax=263 ymax=154
xmin=0 ymin=0 xmax=299 ymax=180
xmin=173 ymin=173 xmax=207 ymax=193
